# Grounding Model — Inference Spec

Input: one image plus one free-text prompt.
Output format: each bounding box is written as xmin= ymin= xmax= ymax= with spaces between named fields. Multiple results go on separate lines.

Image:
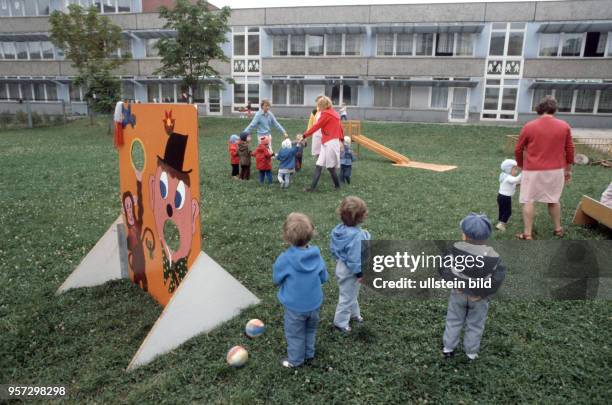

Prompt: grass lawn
xmin=1 ymin=117 xmax=611 ymax=404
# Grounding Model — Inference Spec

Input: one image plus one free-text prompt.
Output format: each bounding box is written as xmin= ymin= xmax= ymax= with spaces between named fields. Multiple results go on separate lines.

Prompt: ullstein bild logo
xmin=361 ymin=240 xmax=612 ymax=300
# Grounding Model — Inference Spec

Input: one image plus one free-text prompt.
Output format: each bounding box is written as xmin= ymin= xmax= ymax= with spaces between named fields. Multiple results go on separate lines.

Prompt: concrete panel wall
xmin=135 ymin=13 xmax=166 ymax=29
xmin=523 ymin=59 xmax=612 ymax=79
xmin=370 ymin=3 xmax=485 ymax=23
xmin=265 ymin=6 xmax=370 ymax=25
xmin=229 ymin=8 xmax=266 ymax=26
xmin=0 ymin=17 xmax=50 ymax=33
xmin=107 ymin=13 xmax=140 ymax=29
xmin=484 ymin=2 xmax=536 ymax=22
xmin=534 ymin=0 xmax=612 ymax=21
xmin=262 ymin=57 xmax=368 ymax=76
xmin=367 ymin=58 xmax=485 ymax=77
xmin=0 ymin=101 xmax=66 ymax=114
xmin=0 ymin=61 xmax=61 ymax=76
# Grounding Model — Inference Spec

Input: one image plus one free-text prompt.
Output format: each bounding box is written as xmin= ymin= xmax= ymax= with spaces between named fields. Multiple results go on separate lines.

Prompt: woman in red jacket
xmin=514 ymin=96 xmax=575 ymax=239
xmin=302 ymin=96 xmax=344 ymax=191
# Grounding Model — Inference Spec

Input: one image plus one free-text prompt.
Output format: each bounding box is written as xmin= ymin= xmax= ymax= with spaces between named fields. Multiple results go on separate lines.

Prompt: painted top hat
xmin=157 ymin=132 xmax=192 ymax=174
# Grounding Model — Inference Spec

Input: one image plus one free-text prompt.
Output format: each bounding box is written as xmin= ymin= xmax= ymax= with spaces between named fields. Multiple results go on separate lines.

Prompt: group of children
xmin=273 ymin=196 xmax=506 ymax=367
xmin=228 ymin=132 xmax=356 ymax=188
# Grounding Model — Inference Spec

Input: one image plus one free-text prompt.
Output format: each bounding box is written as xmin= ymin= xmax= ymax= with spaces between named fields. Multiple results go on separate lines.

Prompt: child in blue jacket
xmin=330 ymin=196 xmax=370 ymax=333
xmin=273 ymin=212 xmax=329 ymax=368
xmin=340 ymin=136 xmax=356 ymax=184
xmin=276 ymin=138 xmax=298 ymax=189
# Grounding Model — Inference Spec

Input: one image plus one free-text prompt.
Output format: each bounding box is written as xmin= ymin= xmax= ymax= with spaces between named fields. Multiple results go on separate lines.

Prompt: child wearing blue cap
xmin=438 ymin=213 xmax=506 ymax=361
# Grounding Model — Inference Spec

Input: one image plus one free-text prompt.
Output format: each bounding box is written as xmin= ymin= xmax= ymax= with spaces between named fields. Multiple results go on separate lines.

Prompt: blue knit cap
xmin=229 ymin=134 xmax=240 ymax=144
xmin=460 ymin=213 xmax=492 ymax=240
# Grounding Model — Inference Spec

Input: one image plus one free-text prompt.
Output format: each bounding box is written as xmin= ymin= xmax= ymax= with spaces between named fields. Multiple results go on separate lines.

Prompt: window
xmin=145 ymin=39 xmax=159 ymax=57
xmin=556 ymin=89 xmax=573 ymax=112
xmin=325 ymin=84 xmax=357 ymax=106
xmin=501 ymin=88 xmax=517 ymax=111
xmin=598 ymin=89 xmax=612 ymax=113
xmin=147 ymin=83 xmax=159 ymax=102
xmin=28 ymin=42 xmax=42 ymax=60
xmin=539 ymin=34 xmax=560 ymax=56
xmin=15 ymin=42 xmax=28 ymax=59
xmin=2 ymin=43 xmax=16 ymax=59
xmin=70 ymin=84 xmax=82 ymax=101
xmin=247 ymin=83 xmax=259 ymax=105
xmin=0 ymin=83 xmax=7 ymax=100
xmin=415 ymin=33 xmax=433 ymax=56
xmin=234 ymin=33 xmax=245 ymax=56
xmin=193 ymin=84 xmax=205 ymax=103
xmin=345 ymin=34 xmax=361 ymax=56
xmin=32 ymin=83 xmax=45 ymax=100
xmin=308 ymin=35 xmax=324 ymax=56
xmin=531 ymin=88 xmax=549 ymax=111
xmin=373 ymin=85 xmax=391 ymax=107
xmin=93 ymin=1 xmax=103 ymax=12
xmin=248 ymin=33 xmax=259 ymax=56
xmin=103 ymin=0 xmax=115 ymax=13
xmin=46 ymin=83 xmax=57 ymax=101
xmin=272 ymin=36 xmax=287 ymax=56
xmin=117 ymin=0 xmax=130 ymax=12
xmin=507 ymin=32 xmax=524 ymax=56
xmin=289 ymin=83 xmax=304 ymax=105
xmin=161 ymin=82 xmax=174 ymax=102
xmin=342 ymin=85 xmax=357 ymax=106
xmin=8 ymin=83 xmax=20 ymax=99
xmin=435 ymin=33 xmax=453 ymax=56
xmin=455 ymin=33 xmax=473 ymax=56
xmin=431 ymin=87 xmax=448 ymax=109
xmin=391 ymin=87 xmax=410 ymax=108
xmin=377 ymin=34 xmax=394 ymax=56
xmin=484 ymin=87 xmax=500 ymax=110
xmin=233 ymin=83 xmax=245 ymax=104
xmin=489 ymin=32 xmax=506 ymax=56
xmin=22 ymin=83 xmax=33 ymax=100
xmin=10 ymin=0 xmax=25 ymax=16
xmin=396 ymin=34 xmax=413 ymax=56
xmin=121 ymin=82 xmax=135 ymax=100
xmin=584 ymin=32 xmax=607 ymax=57
xmin=272 ymin=84 xmax=287 ymax=105
xmin=290 ymin=35 xmax=305 ymax=56
xmin=574 ymin=89 xmax=596 ymax=113
xmin=41 ymin=41 xmax=54 ymax=59
xmin=0 ymin=0 xmax=10 ymax=17
xmin=561 ymin=33 xmax=582 ymax=56
xmin=325 ymin=84 xmax=341 ymax=105
xmin=37 ymin=0 xmax=50 ymax=15
xmin=326 ymin=34 xmax=342 ymax=56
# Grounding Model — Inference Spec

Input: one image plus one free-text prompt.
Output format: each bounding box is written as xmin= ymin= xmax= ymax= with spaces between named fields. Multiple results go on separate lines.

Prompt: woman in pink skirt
xmin=514 ymin=96 xmax=575 ymax=239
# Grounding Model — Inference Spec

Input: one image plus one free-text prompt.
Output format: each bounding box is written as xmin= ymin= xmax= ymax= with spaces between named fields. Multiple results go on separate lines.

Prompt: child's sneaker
xmin=442 ymin=349 xmax=455 ymax=360
xmin=333 ymin=324 xmax=351 ymax=334
xmin=466 ymin=353 xmax=478 ymax=361
xmin=280 ymin=358 xmax=299 ymax=368
xmin=350 ymin=316 xmax=364 ymax=324
xmin=495 ymin=222 xmax=506 ymax=231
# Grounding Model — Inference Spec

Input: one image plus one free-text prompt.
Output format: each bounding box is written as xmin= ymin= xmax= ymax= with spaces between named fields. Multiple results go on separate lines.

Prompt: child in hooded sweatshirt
xmin=252 ymin=137 xmax=274 ymax=184
xmin=496 ymin=159 xmax=521 ymax=231
xmin=438 ymin=213 xmax=506 ymax=361
xmin=330 ymin=196 xmax=371 ymax=333
xmin=340 ymin=136 xmax=356 ymax=184
xmin=228 ymin=134 xmax=240 ymax=179
xmin=276 ymin=138 xmax=298 ymax=189
xmin=273 ymin=212 xmax=329 ymax=368
xmin=237 ymin=132 xmax=252 ymax=180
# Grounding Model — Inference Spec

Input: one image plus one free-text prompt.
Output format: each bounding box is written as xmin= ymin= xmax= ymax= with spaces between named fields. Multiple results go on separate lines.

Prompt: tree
xmin=49 ymin=4 xmax=129 ymax=122
xmin=155 ymin=0 xmax=232 ymax=103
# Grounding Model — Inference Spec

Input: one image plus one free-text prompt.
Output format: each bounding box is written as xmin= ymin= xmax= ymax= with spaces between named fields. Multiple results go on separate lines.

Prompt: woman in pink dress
xmin=514 ymin=96 xmax=575 ymax=240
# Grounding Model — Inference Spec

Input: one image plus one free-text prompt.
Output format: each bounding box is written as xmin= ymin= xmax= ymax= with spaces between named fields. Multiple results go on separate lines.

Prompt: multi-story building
xmin=1 ymin=0 xmax=611 ymax=127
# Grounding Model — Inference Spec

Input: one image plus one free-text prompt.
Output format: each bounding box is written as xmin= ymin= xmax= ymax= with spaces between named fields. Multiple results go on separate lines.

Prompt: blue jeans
xmin=258 ymin=170 xmax=273 ymax=184
xmin=340 ymin=165 xmax=352 ymax=184
xmin=284 ymin=307 xmax=320 ymax=366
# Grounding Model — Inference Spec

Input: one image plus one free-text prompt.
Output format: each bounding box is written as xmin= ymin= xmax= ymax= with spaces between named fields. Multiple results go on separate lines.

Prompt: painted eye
xmin=175 ymin=180 xmax=185 ymax=210
xmin=160 ymin=171 xmax=168 ymax=199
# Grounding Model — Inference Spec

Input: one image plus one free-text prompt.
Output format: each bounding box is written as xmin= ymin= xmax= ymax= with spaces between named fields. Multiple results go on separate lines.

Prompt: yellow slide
xmin=343 ymin=121 xmax=457 ymax=172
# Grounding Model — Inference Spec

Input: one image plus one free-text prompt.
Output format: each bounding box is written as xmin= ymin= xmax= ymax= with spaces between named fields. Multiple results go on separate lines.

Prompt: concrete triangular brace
xmin=57 ymin=215 xmax=128 ymax=294
xmin=127 ymin=251 xmax=261 ymax=371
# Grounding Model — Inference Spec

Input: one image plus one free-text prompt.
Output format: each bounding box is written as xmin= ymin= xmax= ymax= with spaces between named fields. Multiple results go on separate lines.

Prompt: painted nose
xmin=166 ymin=204 xmax=173 ymax=218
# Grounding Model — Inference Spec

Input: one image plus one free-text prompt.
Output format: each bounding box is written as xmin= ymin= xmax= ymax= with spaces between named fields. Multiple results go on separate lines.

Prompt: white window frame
xmin=532 ymin=86 xmax=607 ymax=115
xmin=377 ymin=32 xmax=474 ymax=57
xmin=538 ymin=31 xmax=612 ymax=58
xmin=272 ymin=82 xmax=305 ymax=106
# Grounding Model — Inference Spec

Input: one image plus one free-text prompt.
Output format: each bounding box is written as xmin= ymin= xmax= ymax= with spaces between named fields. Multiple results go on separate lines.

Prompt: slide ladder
xmin=341 ymin=120 xmax=457 ymax=172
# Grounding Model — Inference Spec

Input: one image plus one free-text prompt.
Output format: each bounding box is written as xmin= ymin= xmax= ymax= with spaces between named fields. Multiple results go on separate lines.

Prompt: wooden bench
xmin=572 ymin=195 xmax=612 ymax=229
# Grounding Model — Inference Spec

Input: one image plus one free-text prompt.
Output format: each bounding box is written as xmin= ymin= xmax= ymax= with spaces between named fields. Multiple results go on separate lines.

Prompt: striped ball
xmin=245 ymin=319 xmax=266 ymax=338
xmin=226 ymin=345 xmax=248 ymax=368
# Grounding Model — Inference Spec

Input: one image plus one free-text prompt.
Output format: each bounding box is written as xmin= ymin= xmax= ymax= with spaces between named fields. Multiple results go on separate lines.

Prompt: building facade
xmin=1 ymin=0 xmax=611 ymax=127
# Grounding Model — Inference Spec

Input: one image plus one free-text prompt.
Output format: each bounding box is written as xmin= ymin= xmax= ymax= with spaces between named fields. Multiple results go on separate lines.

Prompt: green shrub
xmin=42 ymin=112 xmax=50 ymax=124
xmin=53 ymin=115 xmax=65 ymax=125
xmin=31 ymin=111 xmax=43 ymax=126
xmin=15 ymin=110 xmax=28 ymax=125
xmin=0 ymin=110 xmax=12 ymax=128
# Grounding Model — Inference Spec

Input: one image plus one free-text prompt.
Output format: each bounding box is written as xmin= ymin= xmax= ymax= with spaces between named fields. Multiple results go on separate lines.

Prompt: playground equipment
xmin=573 ymin=195 xmax=612 ymax=230
xmin=341 ymin=120 xmax=457 ymax=172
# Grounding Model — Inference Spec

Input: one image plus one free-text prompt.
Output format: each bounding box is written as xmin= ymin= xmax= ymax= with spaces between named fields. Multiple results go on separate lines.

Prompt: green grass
xmin=1 ymin=117 xmax=611 ymax=404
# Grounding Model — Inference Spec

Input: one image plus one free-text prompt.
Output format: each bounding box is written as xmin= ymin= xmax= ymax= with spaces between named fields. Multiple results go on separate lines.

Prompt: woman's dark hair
xmin=536 ymin=95 xmax=557 ymax=115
